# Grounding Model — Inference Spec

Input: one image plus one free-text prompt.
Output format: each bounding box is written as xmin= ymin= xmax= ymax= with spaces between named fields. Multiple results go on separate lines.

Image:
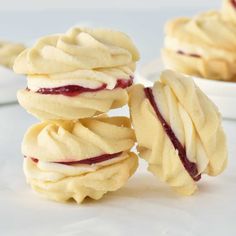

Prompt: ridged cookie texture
xmin=14 ymin=27 xmax=140 ymax=120
xmin=23 ymin=116 xmax=138 ymax=203
xmin=17 ymin=87 xmax=129 ymax=120
xmin=129 ymin=70 xmax=227 ymax=195
xmin=162 ymin=6 xmax=236 ymax=81
xmin=0 ymin=41 xmax=25 ymax=69
xmin=221 ymin=0 xmax=236 ymax=23
xmin=24 ymin=152 xmax=138 ymax=203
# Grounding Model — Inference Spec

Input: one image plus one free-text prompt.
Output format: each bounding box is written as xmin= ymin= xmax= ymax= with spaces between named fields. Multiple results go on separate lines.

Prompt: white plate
xmin=137 ymin=59 xmax=236 ymax=119
xmin=0 ymin=66 xmax=25 ymax=104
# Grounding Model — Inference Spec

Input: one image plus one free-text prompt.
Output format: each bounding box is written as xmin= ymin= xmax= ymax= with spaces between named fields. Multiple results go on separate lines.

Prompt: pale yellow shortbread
xmin=221 ymin=0 xmax=236 ymax=24
xmin=0 ymin=41 xmax=25 ymax=69
xmin=22 ymin=116 xmax=138 ymax=203
xmin=129 ymin=70 xmax=227 ymax=195
xmin=24 ymin=152 xmax=138 ymax=203
xmin=14 ymin=27 xmax=139 ymax=74
xmin=17 ymin=87 xmax=129 ymax=120
xmin=14 ymin=27 xmax=140 ymax=120
xmin=163 ymin=9 xmax=236 ymax=81
xmin=22 ymin=116 xmax=136 ymax=162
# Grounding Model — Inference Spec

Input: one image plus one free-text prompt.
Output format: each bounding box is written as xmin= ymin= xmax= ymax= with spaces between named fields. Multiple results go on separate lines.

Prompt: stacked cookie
xmin=14 ymin=27 xmax=139 ymax=203
xmin=14 ymin=26 xmax=228 ymax=201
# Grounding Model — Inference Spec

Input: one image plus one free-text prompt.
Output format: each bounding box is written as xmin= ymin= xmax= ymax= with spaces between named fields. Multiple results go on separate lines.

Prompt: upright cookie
xmin=129 ymin=70 xmax=227 ymax=195
xmin=221 ymin=0 xmax=236 ymax=23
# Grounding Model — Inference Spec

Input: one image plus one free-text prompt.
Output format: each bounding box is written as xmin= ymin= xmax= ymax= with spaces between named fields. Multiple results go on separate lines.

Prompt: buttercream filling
xmin=177 ymin=50 xmax=201 ymax=58
xmin=28 ymin=77 xmax=133 ymax=97
xmin=28 ymin=151 xmax=123 ymax=166
xmin=231 ymin=0 xmax=236 ymax=9
xmin=144 ymin=87 xmax=201 ymax=181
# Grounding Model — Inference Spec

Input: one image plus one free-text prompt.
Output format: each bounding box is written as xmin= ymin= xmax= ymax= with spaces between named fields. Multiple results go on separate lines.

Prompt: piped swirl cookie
xmin=221 ymin=0 xmax=236 ymax=23
xmin=129 ymin=70 xmax=227 ymax=195
xmin=162 ymin=9 xmax=236 ymax=81
xmin=0 ymin=41 xmax=25 ymax=69
xmin=23 ymin=116 xmax=138 ymax=203
xmin=14 ymin=27 xmax=140 ymax=120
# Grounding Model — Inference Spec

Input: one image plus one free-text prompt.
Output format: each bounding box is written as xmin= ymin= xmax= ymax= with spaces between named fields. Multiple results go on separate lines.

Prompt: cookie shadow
xmin=83 ymin=173 xmax=181 ymax=205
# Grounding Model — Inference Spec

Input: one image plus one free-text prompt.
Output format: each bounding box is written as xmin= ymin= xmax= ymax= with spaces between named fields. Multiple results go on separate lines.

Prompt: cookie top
xmin=14 ymin=27 xmax=140 ymax=91
xmin=164 ymin=11 xmax=236 ymax=62
xmin=22 ymin=116 xmax=136 ymax=162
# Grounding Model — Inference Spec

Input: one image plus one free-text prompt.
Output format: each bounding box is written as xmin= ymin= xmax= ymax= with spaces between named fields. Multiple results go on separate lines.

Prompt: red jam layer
xmin=144 ymin=87 xmax=201 ymax=181
xmin=36 ymin=84 xmax=106 ymax=97
xmin=29 ymin=152 xmax=123 ymax=166
xmin=33 ymin=77 xmax=133 ymax=97
xmin=177 ymin=50 xmax=201 ymax=58
xmin=115 ymin=77 xmax=133 ymax=89
xmin=231 ymin=0 xmax=236 ymax=9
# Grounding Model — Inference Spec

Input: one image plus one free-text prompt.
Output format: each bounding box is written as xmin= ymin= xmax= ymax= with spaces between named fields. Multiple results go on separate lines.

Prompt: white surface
xmin=138 ymin=59 xmax=236 ymax=119
xmin=0 ymin=66 xmax=25 ymax=104
xmin=0 ymin=105 xmax=236 ymax=236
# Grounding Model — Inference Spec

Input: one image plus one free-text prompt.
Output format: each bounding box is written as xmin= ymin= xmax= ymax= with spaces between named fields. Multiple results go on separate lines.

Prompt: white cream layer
xmin=152 ymin=73 xmax=209 ymax=174
xmin=27 ymin=66 xmax=133 ymax=92
xmin=24 ymin=152 xmax=129 ymax=182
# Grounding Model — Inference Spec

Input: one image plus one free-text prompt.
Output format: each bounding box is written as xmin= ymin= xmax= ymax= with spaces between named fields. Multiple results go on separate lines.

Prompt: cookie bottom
xmin=17 ymin=87 xmax=129 ymax=120
xmin=162 ymin=48 xmax=236 ymax=82
xmin=24 ymin=152 xmax=138 ymax=203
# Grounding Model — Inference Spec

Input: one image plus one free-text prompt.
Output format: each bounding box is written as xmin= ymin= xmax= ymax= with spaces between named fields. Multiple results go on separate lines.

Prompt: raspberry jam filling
xmin=29 ymin=152 xmax=123 ymax=166
xmin=31 ymin=77 xmax=133 ymax=97
xmin=36 ymin=84 xmax=107 ymax=97
xmin=115 ymin=77 xmax=133 ymax=89
xmin=144 ymin=87 xmax=201 ymax=181
xmin=231 ymin=0 xmax=236 ymax=9
xmin=177 ymin=50 xmax=201 ymax=58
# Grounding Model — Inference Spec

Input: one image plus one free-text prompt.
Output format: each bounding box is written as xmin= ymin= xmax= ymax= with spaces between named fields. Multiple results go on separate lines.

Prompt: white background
xmin=0 ymin=1 xmax=219 ymax=65
xmin=0 ymin=0 xmax=218 ymax=10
